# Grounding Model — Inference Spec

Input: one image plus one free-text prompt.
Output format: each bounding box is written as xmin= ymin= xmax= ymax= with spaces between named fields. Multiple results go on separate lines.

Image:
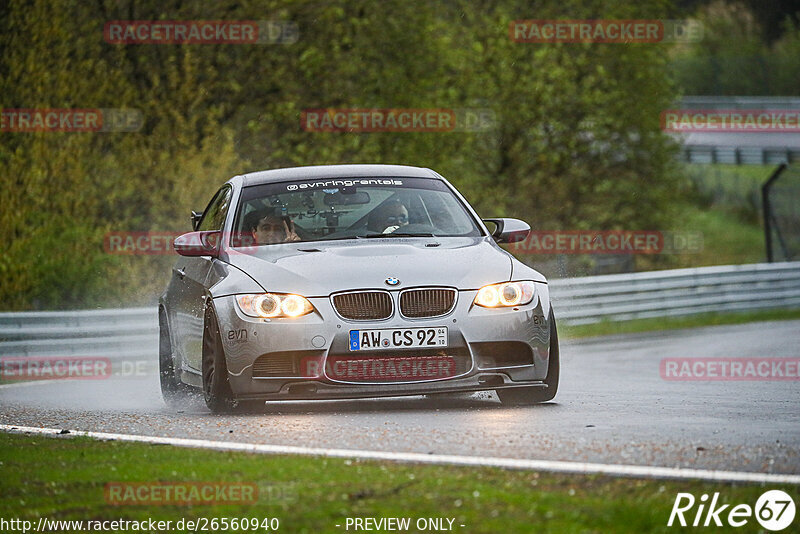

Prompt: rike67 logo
xmin=668 ymin=490 xmax=796 ymax=531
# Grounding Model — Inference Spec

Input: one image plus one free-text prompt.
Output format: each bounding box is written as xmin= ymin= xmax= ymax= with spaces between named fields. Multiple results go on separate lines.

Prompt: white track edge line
xmin=1 ymin=424 xmax=798 ymax=485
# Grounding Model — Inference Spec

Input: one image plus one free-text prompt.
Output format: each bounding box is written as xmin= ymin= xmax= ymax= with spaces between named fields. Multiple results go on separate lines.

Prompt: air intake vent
xmin=251 ymin=350 xmax=325 ymax=378
xmin=332 ymin=291 xmax=393 ymax=320
xmin=252 ymin=353 xmax=296 ymax=377
xmin=400 ymin=288 xmax=457 ymax=318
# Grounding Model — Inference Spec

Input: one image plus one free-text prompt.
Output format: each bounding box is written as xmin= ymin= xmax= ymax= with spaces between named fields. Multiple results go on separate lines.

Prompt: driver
xmin=243 ymin=208 xmax=301 ymax=245
xmin=367 ymin=200 xmax=409 ymax=233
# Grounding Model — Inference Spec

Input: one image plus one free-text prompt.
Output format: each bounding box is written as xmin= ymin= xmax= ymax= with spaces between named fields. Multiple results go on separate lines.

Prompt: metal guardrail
xmin=0 ymin=308 xmax=157 ymax=358
xmin=549 ymin=261 xmax=800 ymax=325
xmin=1 ymin=262 xmax=798 ymax=357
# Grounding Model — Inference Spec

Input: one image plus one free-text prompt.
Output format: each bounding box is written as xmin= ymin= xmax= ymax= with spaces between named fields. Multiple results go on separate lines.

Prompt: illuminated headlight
xmin=474 ymin=281 xmax=535 ymax=308
xmin=235 ymin=293 xmax=315 ymax=318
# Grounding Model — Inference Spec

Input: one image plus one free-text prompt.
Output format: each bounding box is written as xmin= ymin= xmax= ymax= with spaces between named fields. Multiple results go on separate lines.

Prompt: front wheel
xmin=496 ymin=309 xmax=560 ymax=405
xmin=202 ymin=307 xmax=238 ymax=413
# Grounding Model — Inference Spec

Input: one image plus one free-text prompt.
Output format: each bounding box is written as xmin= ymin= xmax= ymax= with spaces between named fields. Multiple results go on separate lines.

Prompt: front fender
xmin=208 ymin=261 xmax=265 ymax=298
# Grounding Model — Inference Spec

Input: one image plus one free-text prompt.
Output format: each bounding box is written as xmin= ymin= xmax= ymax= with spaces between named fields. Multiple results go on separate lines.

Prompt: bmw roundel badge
xmin=385 ymin=277 xmax=400 ymax=286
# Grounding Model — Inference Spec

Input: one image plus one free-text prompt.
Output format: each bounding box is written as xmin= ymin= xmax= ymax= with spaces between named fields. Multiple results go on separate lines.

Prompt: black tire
xmin=496 ymin=310 xmax=560 ymax=405
xmin=159 ymin=308 xmax=194 ymax=407
xmin=202 ymin=307 xmax=238 ymax=413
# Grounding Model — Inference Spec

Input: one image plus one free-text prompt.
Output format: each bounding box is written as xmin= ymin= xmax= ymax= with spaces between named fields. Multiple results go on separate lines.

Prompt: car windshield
xmin=231 ymin=176 xmax=482 ymax=246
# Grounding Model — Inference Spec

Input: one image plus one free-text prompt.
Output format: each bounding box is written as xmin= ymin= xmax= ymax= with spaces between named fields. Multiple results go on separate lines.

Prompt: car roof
xmin=240 ymin=164 xmax=440 ymax=187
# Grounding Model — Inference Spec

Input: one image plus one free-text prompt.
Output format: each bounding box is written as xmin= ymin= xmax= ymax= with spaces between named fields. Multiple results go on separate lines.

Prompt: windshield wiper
xmin=360 ymin=232 xmax=436 ymax=238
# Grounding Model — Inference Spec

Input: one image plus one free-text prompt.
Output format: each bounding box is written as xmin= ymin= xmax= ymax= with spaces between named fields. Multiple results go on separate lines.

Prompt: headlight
xmin=474 ymin=281 xmax=535 ymax=308
xmin=235 ymin=293 xmax=315 ymax=318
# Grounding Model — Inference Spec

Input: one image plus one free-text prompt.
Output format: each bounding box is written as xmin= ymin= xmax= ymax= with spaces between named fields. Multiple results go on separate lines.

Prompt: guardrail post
xmin=762 ymin=163 xmax=787 ymax=262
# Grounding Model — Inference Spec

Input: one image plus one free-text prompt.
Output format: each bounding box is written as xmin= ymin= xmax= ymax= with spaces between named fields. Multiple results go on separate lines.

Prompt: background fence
xmin=1 ymin=262 xmax=799 ymax=359
xmin=675 ymin=97 xmax=800 ymax=165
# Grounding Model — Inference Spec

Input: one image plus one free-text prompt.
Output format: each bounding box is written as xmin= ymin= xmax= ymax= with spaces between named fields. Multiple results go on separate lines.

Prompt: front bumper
xmin=212 ymin=285 xmax=553 ymax=401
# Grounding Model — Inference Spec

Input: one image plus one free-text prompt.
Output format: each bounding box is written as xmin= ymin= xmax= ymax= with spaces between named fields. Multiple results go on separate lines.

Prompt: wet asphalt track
xmin=1 ymin=320 xmax=798 ymax=474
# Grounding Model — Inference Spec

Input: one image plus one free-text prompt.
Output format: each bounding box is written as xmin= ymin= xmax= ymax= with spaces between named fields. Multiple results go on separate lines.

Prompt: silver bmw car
xmin=159 ymin=164 xmax=559 ymax=412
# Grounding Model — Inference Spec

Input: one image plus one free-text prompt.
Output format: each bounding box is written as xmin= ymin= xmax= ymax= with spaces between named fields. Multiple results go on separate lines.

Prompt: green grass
xmin=632 ymin=164 xmax=774 ymax=270
xmin=517 ymin=165 xmax=774 ymax=272
xmin=684 ymin=164 xmax=772 ymax=219
xmin=561 ymin=308 xmax=800 ymax=339
xmin=686 ymin=163 xmax=775 ymax=191
xmin=669 ymin=164 xmax=780 ymax=268
xmin=665 ymin=202 xmax=766 ymax=267
xmin=0 ymin=432 xmax=796 ymax=533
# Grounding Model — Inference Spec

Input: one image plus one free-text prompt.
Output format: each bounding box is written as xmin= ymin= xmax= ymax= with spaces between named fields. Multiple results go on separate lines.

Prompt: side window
xmin=197 ymin=186 xmax=232 ymax=232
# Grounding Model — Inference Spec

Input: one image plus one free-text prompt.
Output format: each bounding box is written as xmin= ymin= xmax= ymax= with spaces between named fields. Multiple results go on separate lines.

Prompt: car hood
xmin=223 ymin=237 xmax=520 ymax=297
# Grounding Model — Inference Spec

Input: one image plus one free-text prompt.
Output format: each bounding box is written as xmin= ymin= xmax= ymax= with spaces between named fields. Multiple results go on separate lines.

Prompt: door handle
xmin=176 ymin=268 xmax=186 ymax=279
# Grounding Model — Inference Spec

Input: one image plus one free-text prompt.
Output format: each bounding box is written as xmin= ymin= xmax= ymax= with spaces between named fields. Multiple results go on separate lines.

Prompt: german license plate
xmin=349 ymin=327 xmax=448 ymax=351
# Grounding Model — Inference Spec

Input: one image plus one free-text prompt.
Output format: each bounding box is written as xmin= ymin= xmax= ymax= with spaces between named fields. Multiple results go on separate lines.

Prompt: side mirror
xmin=483 ymin=218 xmax=530 ymax=244
xmin=174 ymin=231 xmax=220 ymax=257
xmin=191 ymin=210 xmax=204 ymax=231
